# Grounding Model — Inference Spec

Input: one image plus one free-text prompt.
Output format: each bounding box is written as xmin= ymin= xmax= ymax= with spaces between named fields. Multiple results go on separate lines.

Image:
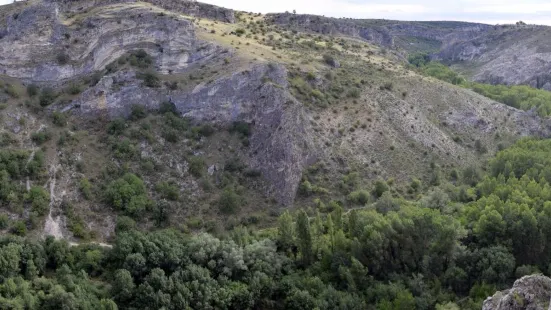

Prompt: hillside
xmin=0 ymin=0 xmax=547 ymax=243
xmin=268 ymin=13 xmax=551 ymax=90
xmin=2 ymin=1 xmax=551 ymax=309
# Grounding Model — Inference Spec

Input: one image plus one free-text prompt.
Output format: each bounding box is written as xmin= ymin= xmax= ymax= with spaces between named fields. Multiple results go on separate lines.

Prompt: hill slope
xmin=0 ymin=0 xmax=549 ymax=243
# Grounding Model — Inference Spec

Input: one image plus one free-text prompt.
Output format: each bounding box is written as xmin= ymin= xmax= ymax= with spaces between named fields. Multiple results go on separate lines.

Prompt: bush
xmin=56 ymin=52 xmax=70 ymax=65
xmin=80 ymin=178 xmax=93 ymax=200
xmin=158 ymin=101 xmax=178 ymax=115
xmin=230 ymin=121 xmax=251 ymax=137
xmin=141 ymin=71 xmax=160 ymax=88
xmin=66 ymin=83 xmax=82 ymax=95
xmin=155 ymin=181 xmax=180 ymax=201
xmin=11 ymin=220 xmax=27 ymax=236
xmin=348 ymin=190 xmax=370 ymax=205
xmin=27 ymin=84 xmax=39 ymax=97
xmin=5 ymin=84 xmax=19 ymax=98
xmin=39 ymin=88 xmax=57 ymax=106
xmin=108 ymin=118 xmax=126 ymax=135
xmin=373 ymin=179 xmax=389 ymax=198
xmin=218 ymin=187 xmax=243 ymax=214
xmin=130 ymin=104 xmax=147 ymax=120
xmin=188 ymin=156 xmax=205 ymax=177
xmin=25 ymin=186 xmax=50 ymax=216
xmin=0 ymin=214 xmax=8 ymax=229
xmin=116 ymin=216 xmax=136 ymax=233
xmin=52 ymin=112 xmax=67 ymax=127
xmin=105 ymin=173 xmax=151 ymax=217
xmin=31 ymin=130 xmax=52 ymax=145
xmin=128 ymin=49 xmax=153 ymax=69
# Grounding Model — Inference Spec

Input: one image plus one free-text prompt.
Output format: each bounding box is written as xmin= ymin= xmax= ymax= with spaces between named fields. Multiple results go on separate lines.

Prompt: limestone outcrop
xmin=483 ymin=275 xmax=551 ymax=310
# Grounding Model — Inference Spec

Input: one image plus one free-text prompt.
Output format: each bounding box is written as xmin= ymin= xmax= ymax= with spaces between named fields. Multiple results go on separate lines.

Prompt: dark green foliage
xmin=218 ymin=187 xmax=243 ymax=214
xmin=408 ymin=52 xmax=430 ymax=67
xmin=25 ymin=186 xmax=49 ymax=216
xmin=130 ymin=104 xmax=147 ymax=120
xmin=140 ymin=71 xmax=160 ymax=88
xmin=39 ymin=88 xmax=57 ymax=107
xmin=373 ymin=179 xmax=389 ymax=198
xmin=31 ymin=130 xmax=52 ymax=145
xmin=187 ymin=156 xmax=205 ymax=177
xmin=56 ymin=52 xmax=70 ymax=64
xmin=79 ymin=178 xmax=93 ymax=200
xmin=66 ymin=83 xmax=82 ymax=95
xmin=416 ymin=60 xmax=551 ymax=116
xmin=155 ymin=181 xmax=179 ymax=201
xmin=11 ymin=221 xmax=26 ymax=236
xmin=296 ymin=210 xmax=313 ymax=266
xmin=3 ymin=133 xmax=551 ymax=309
xmin=158 ymin=101 xmax=178 ymax=115
xmin=105 ymin=173 xmax=151 ymax=217
xmin=108 ymin=118 xmax=126 ymax=135
xmin=52 ymin=111 xmax=67 ymax=127
xmin=128 ymin=49 xmax=154 ymax=69
xmin=26 ymin=84 xmax=39 ymax=97
xmin=230 ymin=121 xmax=251 ymax=137
xmin=0 ymin=214 xmax=8 ymax=229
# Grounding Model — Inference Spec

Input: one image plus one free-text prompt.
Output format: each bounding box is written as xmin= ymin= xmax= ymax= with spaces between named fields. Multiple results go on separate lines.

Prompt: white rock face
xmin=483 ymin=275 xmax=551 ymax=310
xmin=0 ymin=1 xmax=221 ymax=82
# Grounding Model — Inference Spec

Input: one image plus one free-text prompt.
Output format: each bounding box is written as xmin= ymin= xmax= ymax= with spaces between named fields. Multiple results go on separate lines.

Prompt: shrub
xmin=141 ymin=71 xmax=160 ymax=88
xmin=108 ymin=118 xmax=126 ymax=135
xmin=347 ymin=88 xmax=361 ymax=98
xmin=0 ymin=214 xmax=8 ymax=230
xmin=235 ymin=28 xmax=246 ymax=36
xmin=230 ymin=121 xmax=251 ymax=137
xmin=56 ymin=52 xmax=70 ymax=65
xmin=11 ymin=220 xmax=27 ymax=236
xmin=218 ymin=187 xmax=243 ymax=214
xmin=129 ymin=49 xmax=153 ymax=69
xmin=5 ymin=84 xmax=19 ymax=98
xmin=115 ymin=216 xmax=136 ymax=233
xmin=159 ymin=101 xmax=178 ymax=115
xmin=31 ymin=130 xmax=52 ymax=145
xmin=66 ymin=83 xmax=82 ymax=95
xmin=373 ymin=179 xmax=389 ymax=198
xmin=112 ymin=138 xmax=138 ymax=159
xmin=188 ymin=156 xmax=205 ymax=177
xmin=105 ymin=173 xmax=151 ymax=217
xmin=80 ymin=178 xmax=93 ymax=200
xmin=155 ymin=181 xmax=180 ymax=201
xmin=25 ymin=84 xmax=37 ymax=97
xmin=348 ymin=190 xmax=370 ymax=205
xmin=130 ymin=104 xmax=147 ymax=120
xmin=52 ymin=112 xmax=67 ymax=127
xmin=39 ymin=88 xmax=57 ymax=106
xmin=25 ymin=186 xmax=50 ymax=216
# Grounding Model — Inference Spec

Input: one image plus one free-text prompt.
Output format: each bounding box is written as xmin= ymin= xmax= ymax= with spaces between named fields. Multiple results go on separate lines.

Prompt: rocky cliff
xmin=0 ymin=1 xmax=224 ymax=82
xmin=61 ymin=63 xmax=317 ymax=205
xmin=267 ymin=13 xmax=490 ymax=52
xmin=436 ymin=25 xmax=551 ymax=89
xmin=483 ymin=275 xmax=551 ymax=310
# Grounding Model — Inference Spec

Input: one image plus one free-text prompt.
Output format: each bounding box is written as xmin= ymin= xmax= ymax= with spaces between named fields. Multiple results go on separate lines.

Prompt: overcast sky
xmin=202 ymin=0 xmax=551 ymax=25
xmin=1 ymin=0 xmax=550 ymax=25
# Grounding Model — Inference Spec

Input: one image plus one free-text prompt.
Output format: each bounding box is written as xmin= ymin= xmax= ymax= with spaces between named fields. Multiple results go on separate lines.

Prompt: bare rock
xmin=483 ymin=275 xmax=551 ymax=310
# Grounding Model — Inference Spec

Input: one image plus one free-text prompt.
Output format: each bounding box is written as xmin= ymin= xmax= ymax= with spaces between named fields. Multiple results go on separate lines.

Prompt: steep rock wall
xmin=0 ymin=1 xmax=224 ymax=82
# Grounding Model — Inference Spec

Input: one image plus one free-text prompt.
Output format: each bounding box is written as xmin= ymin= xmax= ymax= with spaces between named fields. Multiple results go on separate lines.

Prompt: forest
xmin=2 ymin=138 xmax=551 ymax=309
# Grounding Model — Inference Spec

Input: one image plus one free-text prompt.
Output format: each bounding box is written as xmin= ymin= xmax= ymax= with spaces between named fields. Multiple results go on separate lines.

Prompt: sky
xmin=1 ymin=0 xmax=550 ymax=25
xmin=200 ymin=0 xmax=551 ymax=25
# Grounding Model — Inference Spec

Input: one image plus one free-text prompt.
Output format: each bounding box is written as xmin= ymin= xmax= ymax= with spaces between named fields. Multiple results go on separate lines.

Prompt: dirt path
xmin=43 ymin=163 xmax=64 ymax=239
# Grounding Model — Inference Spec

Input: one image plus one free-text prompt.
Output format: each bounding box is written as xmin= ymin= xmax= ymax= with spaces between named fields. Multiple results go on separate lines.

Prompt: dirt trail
xmin=43 ymin=163 xmax=64 ymax=239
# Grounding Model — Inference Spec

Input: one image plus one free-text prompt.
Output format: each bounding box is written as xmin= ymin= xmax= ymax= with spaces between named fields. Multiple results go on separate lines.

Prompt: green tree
xmin=296 ymin=210 xmax=313 ymax=266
